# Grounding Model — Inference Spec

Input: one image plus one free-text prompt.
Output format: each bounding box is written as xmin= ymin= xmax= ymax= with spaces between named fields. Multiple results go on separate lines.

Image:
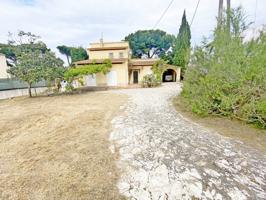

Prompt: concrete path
xmin=110 ymin=83 xmax=266 ymax=200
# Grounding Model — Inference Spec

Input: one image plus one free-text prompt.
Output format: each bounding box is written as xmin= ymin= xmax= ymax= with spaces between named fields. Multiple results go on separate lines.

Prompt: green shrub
xmin=63 ymin=59 xmax=112 ymax=91
xmin=141 ymin=74 xmax=161 ymax=88
xmin=182 ymin=7 xmax=266 ymax=129
xmin=64 ymin=59 xmax=112 ymax=81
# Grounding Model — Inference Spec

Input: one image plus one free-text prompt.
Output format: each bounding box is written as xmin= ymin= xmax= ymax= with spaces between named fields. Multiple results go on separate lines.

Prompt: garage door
xmin=85 ymin=74 xmax=96 ymax=86
xmin=107 ymin=71 xmax=117 ymax=86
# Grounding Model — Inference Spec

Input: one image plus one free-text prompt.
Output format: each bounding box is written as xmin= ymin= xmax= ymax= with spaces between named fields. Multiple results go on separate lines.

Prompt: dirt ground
xmin=0 ymin=91 xmax=127 ymax=200
xmin=173 ymin=96 xmax=266 ymax=154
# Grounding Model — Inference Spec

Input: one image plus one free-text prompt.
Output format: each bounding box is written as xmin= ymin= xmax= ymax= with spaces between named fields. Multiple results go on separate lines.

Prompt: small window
xmin=119 ymin=52 xmax=124 ymax=58
xmin=109 ymin=52 xmax=114 ymax=59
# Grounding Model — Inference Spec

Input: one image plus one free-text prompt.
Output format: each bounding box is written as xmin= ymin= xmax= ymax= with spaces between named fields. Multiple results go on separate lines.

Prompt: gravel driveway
xmin=110 ymin=83 xmax=266 ymax=200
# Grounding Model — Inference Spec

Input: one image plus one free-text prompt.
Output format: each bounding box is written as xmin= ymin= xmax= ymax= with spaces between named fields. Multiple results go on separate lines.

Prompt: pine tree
xmin=173 ymin=10 xmax=191 ymax=76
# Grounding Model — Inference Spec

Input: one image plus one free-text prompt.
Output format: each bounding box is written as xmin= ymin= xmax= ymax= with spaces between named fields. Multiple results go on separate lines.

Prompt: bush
xmin=141 ymin=74 xmax=161 ymax=88
xmin=182 ymin=7 xmax=266 ymax=129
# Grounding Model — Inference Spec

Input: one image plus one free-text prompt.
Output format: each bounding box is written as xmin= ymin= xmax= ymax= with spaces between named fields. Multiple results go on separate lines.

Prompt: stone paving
xmin=109 ymin=83 xmax=266 ymax=200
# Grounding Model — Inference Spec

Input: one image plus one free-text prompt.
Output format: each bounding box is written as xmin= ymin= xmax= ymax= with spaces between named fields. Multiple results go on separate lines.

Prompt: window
xmin=109 ymin=52 xmax=114 ymax=59
xmin=119 ymin=52 xmax=124 ymax=58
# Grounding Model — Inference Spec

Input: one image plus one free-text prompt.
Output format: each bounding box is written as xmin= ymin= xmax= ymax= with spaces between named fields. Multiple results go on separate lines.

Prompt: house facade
xmin=75 ymin=41 xmax=180 ymax=87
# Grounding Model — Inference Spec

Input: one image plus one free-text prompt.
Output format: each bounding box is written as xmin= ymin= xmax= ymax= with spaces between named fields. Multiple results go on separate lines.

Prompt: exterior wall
xmin=139 ymin=66 xmax=153 ymax=80
xmin=129 ymin=66 xmax=181 ymax=84
xmin=175 ymin=67 xmax=181 ymax=82
xmin=0 ymin=54 xmax=9 ymax=79
xmin=113 ymin=61 xmax=128 ymax=86
xmin=95 ymin=62 xmax=128 ymax=86
xmin=96 ymin=73 xmax=107 ymax=86
xmin=88 ymin=49 xmax=129 ymax=59
xmin=129 ymin=66 xmax=153 ymax=84
xmin=90 ymin=41 xmax=129 ymax=49
xmin=88 ymin=41 xmax=130 ymax=60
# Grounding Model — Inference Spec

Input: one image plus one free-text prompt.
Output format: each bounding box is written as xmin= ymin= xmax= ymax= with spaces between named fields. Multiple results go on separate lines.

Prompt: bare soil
xmin=0 ymin=91 xmax=127 ymax=200
xmin=173 ymin=96 xmax=266 ymax=154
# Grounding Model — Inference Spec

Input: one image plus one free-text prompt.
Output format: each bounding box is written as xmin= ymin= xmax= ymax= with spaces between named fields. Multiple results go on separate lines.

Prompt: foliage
xmin=182 ymin=7 xmax=266 ymax=129
xmin=57 ymin=45 xmax=88 ymax=65
xmin=64 ymin=59 xmax=112 ymax=83
xmin=1 ymin=32 xmax=48 ymax=66
xmin=6 ymin=31 xmax=64 ymax=97
xmin=70 ymin=47 xmax=88 ymax=63
xmin=141 ymin=74 xmax=161 ymax=88
xmin=125 ymin=30 xmax=175 ymax=58
xmin=151 ymin=60 xmax=167 ymax=82
xmin=173 ymin=10 xmax=191 ymax=74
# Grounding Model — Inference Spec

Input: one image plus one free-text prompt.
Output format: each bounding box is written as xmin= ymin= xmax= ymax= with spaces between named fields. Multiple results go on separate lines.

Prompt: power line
xmin=190 ymin=0 xmax=201 ymax=27
xmin=152 ymin=0 xmax=175 ymax=29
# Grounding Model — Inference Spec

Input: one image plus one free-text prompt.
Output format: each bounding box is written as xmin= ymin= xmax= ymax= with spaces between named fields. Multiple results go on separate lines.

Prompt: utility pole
xmin=226 ymin=0 xmax=231 ymax=33
xmin=218 ymin=0 xmax=223 ymax=25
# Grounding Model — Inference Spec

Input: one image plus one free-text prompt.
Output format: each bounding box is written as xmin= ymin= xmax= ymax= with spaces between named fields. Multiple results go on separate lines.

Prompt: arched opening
xmin=162 ymin=69 xmax=176 ymax=82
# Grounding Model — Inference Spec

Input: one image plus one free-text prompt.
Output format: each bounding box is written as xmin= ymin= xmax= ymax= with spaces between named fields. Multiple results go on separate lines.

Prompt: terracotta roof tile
xmin=129 ymin=58 xmax=160 ymax=66
xmin=74 ymin=58 xmax=127 ymax=65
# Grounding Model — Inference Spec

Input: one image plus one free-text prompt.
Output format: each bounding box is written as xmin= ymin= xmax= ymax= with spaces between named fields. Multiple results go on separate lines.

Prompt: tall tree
xmin=218 ymin=0 xmax=224 ymax=26
xmin=173 ymin=10 xmax=191 ymax=75
xmin=226 ymin=0 xmax=231 ymax=34
xmin=125 ymin=30 xmax=175 ymax=58
xmin=57 ymin=46 xmax=88 ymax=65
xmin=6 ymin=31 xmax=64 ymax=97
xmin=57 ymin=45 xmax=71 ymax=65
xmin=70 ymin=47 xmax=88 ymax=63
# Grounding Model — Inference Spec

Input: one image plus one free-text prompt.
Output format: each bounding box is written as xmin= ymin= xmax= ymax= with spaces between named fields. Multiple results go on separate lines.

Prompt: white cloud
xmin=0 ymin=0 xmax=265 ymax=61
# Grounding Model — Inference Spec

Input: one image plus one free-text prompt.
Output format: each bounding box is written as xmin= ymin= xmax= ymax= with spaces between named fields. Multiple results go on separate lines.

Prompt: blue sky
xmin=19 ymin=0 xmax=35 ymax=5
xmin=0 ymin=0 xmax=265 ymax=61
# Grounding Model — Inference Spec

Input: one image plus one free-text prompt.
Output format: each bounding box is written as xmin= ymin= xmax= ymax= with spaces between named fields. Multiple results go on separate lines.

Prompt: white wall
xmin=0 ymin=54 xmax=9 ymax=79
xmin=0 ymin=87 xmax=47 ymax=100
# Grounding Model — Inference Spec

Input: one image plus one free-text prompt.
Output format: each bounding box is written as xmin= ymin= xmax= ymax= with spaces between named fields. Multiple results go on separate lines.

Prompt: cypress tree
xmin=173 ymin=10 xmax=191 ymax=76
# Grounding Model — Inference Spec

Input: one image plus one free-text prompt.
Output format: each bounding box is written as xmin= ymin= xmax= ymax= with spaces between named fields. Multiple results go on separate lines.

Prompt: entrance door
xmin=133 ymin=71 xmax=138 ymax=84
xmin=107 ymin=71 xmax=118 ymax=86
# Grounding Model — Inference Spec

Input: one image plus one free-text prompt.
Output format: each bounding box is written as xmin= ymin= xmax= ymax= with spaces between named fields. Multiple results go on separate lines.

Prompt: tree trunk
xmin=218 ymin=0 xmax=223 ymax=26
xmin=66 ymin=55 xmax=70 ymax=66
xmin=28 ymin=83 xmax=32 ymax=97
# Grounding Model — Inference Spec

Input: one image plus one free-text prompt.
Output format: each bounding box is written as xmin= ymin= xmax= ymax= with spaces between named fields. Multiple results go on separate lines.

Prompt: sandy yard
xmin=1 ymin=84 xmax=266 ymax=200
xmin=0 ymin=91 xmax=127 ymax=200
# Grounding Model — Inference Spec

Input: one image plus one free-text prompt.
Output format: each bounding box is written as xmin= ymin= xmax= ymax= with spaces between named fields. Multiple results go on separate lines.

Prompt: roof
xmin=90 ymin=41 xmax=129 ymax=45
xmin=88 ymin=46 xmax=128 ymax=51
xmin=74 ymin=58 xmax=127 ymax=65
xmin=88 ymin=41 xmax=129 ymax=51
xmin=74 ymin=58 xmax=180 ymax=68
xmin=129 ymin=58 xmax=160 ymax=66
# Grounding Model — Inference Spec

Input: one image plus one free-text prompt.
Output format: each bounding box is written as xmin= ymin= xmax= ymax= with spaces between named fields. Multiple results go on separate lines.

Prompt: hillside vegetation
xmin=182 ymin=7 xmax=266 ymax=129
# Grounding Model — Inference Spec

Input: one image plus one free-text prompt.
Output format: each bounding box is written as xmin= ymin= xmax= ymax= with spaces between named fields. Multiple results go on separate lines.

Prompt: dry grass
xmin=0 ymin=91 xmax=127 ymax=200
xmin=173 ymin=96 xmax=266 ymax=154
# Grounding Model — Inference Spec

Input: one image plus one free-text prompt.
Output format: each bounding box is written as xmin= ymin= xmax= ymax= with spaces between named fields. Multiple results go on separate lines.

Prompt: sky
xmin=0 ymin=0 xmax=265 ymax=61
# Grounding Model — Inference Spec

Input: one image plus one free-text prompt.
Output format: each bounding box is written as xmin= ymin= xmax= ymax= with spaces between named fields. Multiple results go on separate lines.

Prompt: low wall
xmin=0 ymin=87 xmax=47 ymax=100
xmin=0 ymin=79 xmax=47 ymax=91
